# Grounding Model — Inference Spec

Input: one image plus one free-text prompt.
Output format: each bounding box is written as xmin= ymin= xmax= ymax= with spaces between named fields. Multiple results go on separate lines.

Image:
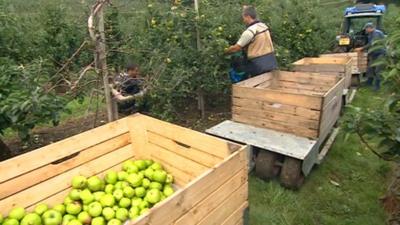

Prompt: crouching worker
xmin=110 ymin=63 xmax=148 ymax=114
xmin=225 ymin=5 xmax=278 ymax=78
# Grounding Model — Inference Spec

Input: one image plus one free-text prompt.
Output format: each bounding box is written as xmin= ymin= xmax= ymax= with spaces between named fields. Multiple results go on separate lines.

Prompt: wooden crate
xmin=292 ymin=57 xmax=352 ymax=89
xmin=320 ymin=52 xmax=368 ymax=74
xmin=232 ymin=71 xmax=345 ymax=140
xmin=0 ymin=114 xmax=248 ymax=225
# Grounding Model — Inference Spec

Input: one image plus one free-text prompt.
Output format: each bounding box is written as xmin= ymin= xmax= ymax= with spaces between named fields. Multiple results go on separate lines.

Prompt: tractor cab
xmin=337 ymin=4 xmax=386 ymax=51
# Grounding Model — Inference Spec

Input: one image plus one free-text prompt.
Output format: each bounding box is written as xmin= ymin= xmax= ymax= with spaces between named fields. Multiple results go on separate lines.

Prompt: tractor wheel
xmin=280 ymin=157 xmax=305 ymax=190
xmin=351 ymin=74 xmax=361 ymax=87
xmin=255 ymin=151 xmax=281 ymax=180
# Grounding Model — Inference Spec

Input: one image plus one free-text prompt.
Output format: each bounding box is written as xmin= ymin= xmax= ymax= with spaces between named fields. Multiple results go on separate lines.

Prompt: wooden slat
xmin=0 ymin=145 xmax=134 ymax=215
xmin=235 ymin=73 xmax=272 ymax=88
xmin=132 ymin=148 xmax=247 ymax=225
xmin=174 ymin=169 xmax=247 ymax=225
xmin=147 ymin=132 xmax=223 ymax=168
xmin=0 ymin=133 xmax=130 ymax=200
xmin=323 ymin=78 xmax=345 ymax=106
xmin=272 ymin=86 xmax=325 ymax=96
xmin=196 ymin=183 xmax=248 ymax=225
xmin=221 ymin=202 xmax=248 ymax=225
xmin=232 ymin=86 xmax=322 ymax=110
xmin=134 ymin=115 xmax=240 ymax=158
xmin=127 ymin=115 xmax=150 ymax=159
xmin=145 ymin=143 xmax=209 ymax=178
xmin=232 ymin=107 xmax=319 ymax=129
xmin=232 ymin=97 xmax=321 ymax=121
xmin=0 ymin=118 xmax=129 ymax=183
xmin=277 ymin=71 xmax=338 ymax=85
xmin=233 ymin=114 xmax=318 ymax=139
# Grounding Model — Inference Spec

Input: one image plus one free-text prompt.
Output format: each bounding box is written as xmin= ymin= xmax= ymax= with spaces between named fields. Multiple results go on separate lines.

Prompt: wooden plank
xmin=293 ymin=64 xmax=346 ymax=73
xmin=135 ymin=115 xmax=240 ymax=158
xmin=318 ymin=128 xmax=340 ymax=163
xmin=273 ymin=86 xmax=325 ymax=96
xmin=232 ymin=107 xmax=320 ymax=129
xmin=323 ymin=77 xmax=345 ymax=107
xmin=0 ymin=118 xmax=129 ymax=183
xmin=0 ymin=145 xmax=134 ymax=214
xmin=174 ymin=169 xmax=247 ymax=225
xmin=277 ymin=80 xmax=331 ymax=92
xmin=147 ymin=131 xmax=223 ymax=168
xmin=131 ymin=148 xmax=247 ymax=225
xmin=221 ymin=202 xmax=248 ymax=225
xmin=145 ymin=142 xmax=209 ymax=178
xmin=232 ymin=97 xmax=321 ymax=121
xmin=25 ymin=157 xmax=135 ymax=211
xmin=0 ymin=133 xmax=130 ymax=200
xmin=277 ymin=71 xmax=338 ymax=85
xmin=233 ymin=114 xmax=318 ymax=139
xmin=232 ymin=86 xmax=322 ymax=110
xmin=235 ymin=73 xmax=272 ymax=88
xmin=196 ymin=183 xmax=248 ymax=225
xmin=127 ymin=115 xmax=150 ymax=159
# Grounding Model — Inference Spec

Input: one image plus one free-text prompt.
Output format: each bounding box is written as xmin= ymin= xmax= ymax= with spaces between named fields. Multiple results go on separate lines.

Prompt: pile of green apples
xmin=1 ymin=159 xmax=175 ymax=225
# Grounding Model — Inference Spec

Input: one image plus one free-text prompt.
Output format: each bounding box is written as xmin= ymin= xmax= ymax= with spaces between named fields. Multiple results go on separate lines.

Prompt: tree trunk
xmin=0 ymin=137 xmax=12 ymax=161
xmin=194 ymin=0 xmax=205 ymax=119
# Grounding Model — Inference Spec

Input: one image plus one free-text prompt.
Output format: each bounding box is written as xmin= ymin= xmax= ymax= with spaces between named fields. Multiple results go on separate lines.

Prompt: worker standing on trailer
xmin=355 ymin=23 xmax=386 ymax=90
xmin=225 ymin=5 xmax=277 ymax=78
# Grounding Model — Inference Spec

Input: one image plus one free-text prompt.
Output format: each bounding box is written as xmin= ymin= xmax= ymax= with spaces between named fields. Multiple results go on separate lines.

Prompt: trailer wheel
xmin=280 ymin=157 xmax=304 ymax=190
xmin=255 ymin=151 xmax=281 ymax=180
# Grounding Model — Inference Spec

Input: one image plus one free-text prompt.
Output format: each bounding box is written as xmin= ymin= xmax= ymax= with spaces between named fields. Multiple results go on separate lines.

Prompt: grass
xmin=249 ymin=87 xmax=391 ymax=225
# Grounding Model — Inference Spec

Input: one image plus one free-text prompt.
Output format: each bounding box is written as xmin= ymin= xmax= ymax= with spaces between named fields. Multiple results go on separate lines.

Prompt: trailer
xmin=207 ymin=71 xmax=344 ymax=189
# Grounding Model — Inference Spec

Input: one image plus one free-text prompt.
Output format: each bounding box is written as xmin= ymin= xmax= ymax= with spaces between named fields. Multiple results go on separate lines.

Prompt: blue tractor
xmin=336 ymin=4 xmax=386 ymax=52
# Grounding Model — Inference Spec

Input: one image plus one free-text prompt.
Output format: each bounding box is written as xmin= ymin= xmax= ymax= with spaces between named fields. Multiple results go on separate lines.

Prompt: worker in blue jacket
xmin=356 ymin=22 xmax=386 ymax=90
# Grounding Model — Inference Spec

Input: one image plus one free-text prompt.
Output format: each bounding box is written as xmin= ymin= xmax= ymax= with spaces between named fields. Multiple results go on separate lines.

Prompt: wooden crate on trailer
xmin=0 ymin=114 xmax=249 ymax=225
xmin=320 ymin=52 xmax=368 ymax=74
xmin=232 ymin=71 xmax=345 ymax=140
xmin=292 ymin=57 xmax=352 ymax=89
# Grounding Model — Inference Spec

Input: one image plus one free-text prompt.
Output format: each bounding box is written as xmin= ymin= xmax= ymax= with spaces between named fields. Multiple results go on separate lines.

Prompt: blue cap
xmin=363 ymin=22 xmax=375 ymax=30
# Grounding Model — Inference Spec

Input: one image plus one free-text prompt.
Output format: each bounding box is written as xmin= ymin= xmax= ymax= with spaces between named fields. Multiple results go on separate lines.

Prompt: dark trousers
xmin=245 ymin=52 xmax=278 ymax=77
xmin=367 ymin=54 xmax=385 ymax=80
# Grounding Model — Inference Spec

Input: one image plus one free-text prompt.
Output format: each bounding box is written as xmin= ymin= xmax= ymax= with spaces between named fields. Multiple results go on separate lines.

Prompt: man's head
xmin=242 ymin=5 xmax=257 ymax=25
xmin=126 ymin=63 xmax=139 ymax=78
xmin=364 ymin=22 xmax=375 ymax=34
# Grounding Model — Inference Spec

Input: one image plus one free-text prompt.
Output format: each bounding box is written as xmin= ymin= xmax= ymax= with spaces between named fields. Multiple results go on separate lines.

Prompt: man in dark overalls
xmin=225 ymin=5 xmax=278 ymax=78
xmin=356 ymin=23 xmax=386 ymax=91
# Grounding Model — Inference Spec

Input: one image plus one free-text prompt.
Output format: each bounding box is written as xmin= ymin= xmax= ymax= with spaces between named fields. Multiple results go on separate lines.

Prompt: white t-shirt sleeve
xmin=237 ymin=29 xmax=254 ymax=47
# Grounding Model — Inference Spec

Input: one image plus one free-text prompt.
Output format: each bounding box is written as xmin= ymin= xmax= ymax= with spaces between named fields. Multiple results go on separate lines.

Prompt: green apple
xmin=69 ymin=189 xmax=82 ymax=201
xmin=120 ymin=182 xmax=130 ymax=189
xmin=138 ymin=171 xmax=145 ymax=178
xmin=133 ymin=160 xmax=147 ymax=170
xmin=87 ymin=202 xmax=102 ymax=217
xmin=62 ymin=215 xmax=76 ymax=225
xmin=83 ymin=205 xmax=89 ymax=212
xmin=138 ymin=201 xmax=149 ymax=210
xmin=149 ymin=182 xmax=163 ymax=191
xmin=64 ymin=197 xmax=74 ymax=205
xmin=116 ymin=172 xmax=128 ymax=182
xmin=93 ymin=192 xmax=105 ymax=202
xmin=8 ymin=207 xmax=26 ymax=220
xmin=165 ymin=174 xmax=174 ymax=184
xmin=0 ymin=214 xmax=4 ymax=224
xmin=115 ymin=208 xmax=128 ymax=221
xmin=118 ymin=198 xmax=131 ymax=209
xmin=144 ymin=160 xmax=153 ymax=167
xmin=112 ymin=189 xmax=123 ymax=201
xmin=125 ymin=164 xmax=139 ymax=174
xmin=20 ymin=213 xmax=41 ymax=225
xmin=34 ymin=203 xmax=48 ymax=216
xmin=77 ymin=212 xmax=91 ymax=225
xmin=53 ymin=204 xmax=66 ymax=215
xmin=163 ymin=185 xmax=174 ymax=197
xmin=67 ymin=219 xmax=82 ymax=225
xmin=106 ymin=219 xmax=120 ymax=225
xmin=104 ymin=171 xmax=118 ymax=185
xmin=122 ymin=160 xmax=134 ymax=171
xmin=3 ymin=219 xmax=18 ymax=225
xmin=150 ymin=163 xmax=162 ymax=171
xmin=90 ymin=217 xmax=105 ymax=225
xmin=66 ymin=202 xmax=82 ymax=215
xmin=152 ymin=170 xmax=167 ymax=183
xmin=134 ymin=187 xmax=146 ymax=198
xmin=80 ymin=189 xmax=94 ymax=205
xmin=101 ymin=207 xmax=115 ymax=221
xmin=99 ymin=194 xmax=115 ymax=207
xmin=145 ymin=189 xmax=161 ymax=204
xmin=72 ymin=176 xmax=87 ymax=189
xmin=141 ymin=179 xmax=151 ymax=189
xmin=126 ymin=174 xmax=142 ymax=187
xmin=104 ymin=185 xmax=114 ymax=194
xmin=87 ymin=176 xmax=104 ymax=192
xmin=140 ymin=208 xmax=150 ymax=216
xmin=160 ymin=193 xmax=166 ymax=201
xmin=42 ymin=210 xmax=62 ymax=225
xmin=143 ymin=169 xmax=154 ymax=180
xmin=122 ymin=186 xmax=134 ymax=198
xmin=128 ymin=206 xmax=139 ymax=220
xmin=112 ymin=206 xmax=119 ymax=212
xmin=130 ymin=198 xmax=142 ymax=208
